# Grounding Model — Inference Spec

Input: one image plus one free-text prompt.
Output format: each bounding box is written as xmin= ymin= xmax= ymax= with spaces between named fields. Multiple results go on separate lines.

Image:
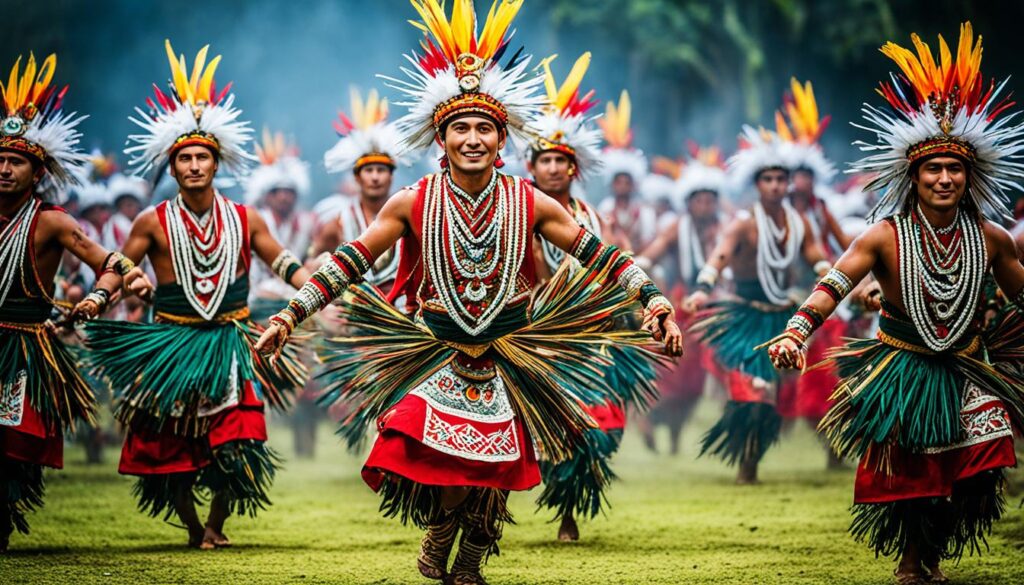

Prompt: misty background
xmin=4 ymin=0 xmax=1023 ymax=202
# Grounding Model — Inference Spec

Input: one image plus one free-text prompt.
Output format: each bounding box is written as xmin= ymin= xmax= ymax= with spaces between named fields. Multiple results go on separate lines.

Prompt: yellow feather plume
xmin=598 ymin=90 xmax=632 ymax=149
xmin=409 ymin=0 xmax=523 ymax=63
xmin=879 ymin=21 xmax=983 ymax=107
xmin=164 ymin=39 xmax=222 ymax=105
xmin=1 ymin=52 xmax=58 ymax=117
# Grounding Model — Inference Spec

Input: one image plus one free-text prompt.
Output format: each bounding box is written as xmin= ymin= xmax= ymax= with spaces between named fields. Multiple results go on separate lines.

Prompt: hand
xmin=255 ymin=322 xmax=289 ymax=360
xmin=70 ymin=298 xmax=101 ymax=320
xmin=124 ymin=267 xmax=155 ymax=302
xmin=768 ymin=336 xmax=806 ymax=370
xmin=642 ymin=309 xmax=684 ymax=357
xmin=681 ymin=291 xmax=709 ymax=314
xmin=855 ymin=281 xmax=881 ymax=312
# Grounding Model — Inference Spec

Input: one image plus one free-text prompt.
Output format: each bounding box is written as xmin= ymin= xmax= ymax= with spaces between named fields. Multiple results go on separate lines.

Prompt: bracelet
xmin=695 ymin=265 xmax=719 ymax=293
xmin=83 ymin=288 xmax=111 ymax=312
xmin=101 ymin=251 xmax=137 ymax=277
xmin=813 ymin=268 xmax=854 ymax=303
xmin=272 ymin=241 xmax=374 ymax=331
xmin=271 ymin=250 xmax=303 ymax=283
xmin=645 ymin=294 xmax=674 ymax=318
xmin=784 ymin=304 xmax=826 ymax=345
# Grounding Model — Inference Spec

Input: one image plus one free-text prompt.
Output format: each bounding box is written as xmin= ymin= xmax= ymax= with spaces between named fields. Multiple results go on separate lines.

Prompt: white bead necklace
xmin=753 ymin=200 xmax=804 ymax=305
xmin=165 ymin=192 xmax=243 ymax=320
xmin=0 ymin=197 xmax=40 ymax=309
xmin=423 ymin=172 xmax=528 ymax=336
xmin=894 ymin=204 xmax=986 ymax=352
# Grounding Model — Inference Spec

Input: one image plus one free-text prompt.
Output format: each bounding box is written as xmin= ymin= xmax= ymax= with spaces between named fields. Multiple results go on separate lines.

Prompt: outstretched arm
xmin=679 ymin=215 xmax=743 ymax=313
xmin=254 ymin=188 xmax=413 ymax=355
xmin=534 ymin=190 xmax=682 ymax=356
xmin=635 ymin=218 xmax=678 ymax=270
xmin=49 ymin=211 xmax=153 ymax=318
xmin=767 ymin=222 xmax=885 ymax=370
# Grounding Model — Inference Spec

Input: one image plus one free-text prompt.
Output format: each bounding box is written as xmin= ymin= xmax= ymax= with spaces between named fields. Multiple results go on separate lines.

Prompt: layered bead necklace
xmin=754 ymin=200 xmax=804 ymax=306
xmin=677 ymin=214 xmax=708 ymax=286
xmin=541 ymin=198 xmax=600 ymax=274
xmin=894 ymin=203 xmax=986 ymax=352
xmin=165 ymin=193 xmax=243 ymax=320
xmin=0 ymin=197 xmax=40 ymax=309
xmin=423 ymin=171 xmax=528 ymax=336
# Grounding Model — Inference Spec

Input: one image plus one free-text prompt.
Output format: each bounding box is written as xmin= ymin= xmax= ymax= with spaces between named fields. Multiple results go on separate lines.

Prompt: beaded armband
xmin=695 ymin=265 xmax=719 ymax=294
xmin=568 ymin=228 xmax=673 ymax=316
xmin=783 ymin=304 xmax=826 ymax=347
xmin=270 ymin=241 xmax=374 ymax=334
xmin=271 ymin=250 xmax=303 ymax=283
xmin=813 ymin=268 xmax=854 ymax=303
xmin=100 ymin=251 xmax=137 ymax=277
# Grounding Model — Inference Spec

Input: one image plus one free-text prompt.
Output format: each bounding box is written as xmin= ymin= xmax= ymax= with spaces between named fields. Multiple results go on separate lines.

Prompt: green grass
xmin=4 ymin=401 xmax=1024 ymax=584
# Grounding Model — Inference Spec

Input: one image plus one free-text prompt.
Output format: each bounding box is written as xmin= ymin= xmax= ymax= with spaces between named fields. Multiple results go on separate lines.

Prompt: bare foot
xmin=203 ymin=525 xmax=231 ymax=547
xmin=557 ymin=516 xmax=579 ymax=542
xmin=893 ymin=567 xmax=927 ymax=585
xmin=187 ymin=529 xmax=214 ymax=550
xmin=924 ymin=559 xmax=949 ymax=583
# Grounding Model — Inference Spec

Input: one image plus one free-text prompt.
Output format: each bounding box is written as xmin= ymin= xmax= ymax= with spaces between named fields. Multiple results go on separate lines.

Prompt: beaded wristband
xmin=695 ymin=265 xmax=719 ymax=294
xmin=271 ymin=241 xmax=374 ymax=334
xmin=813 ymin=268 xmax=854 ymax=303
xmin=83 ymin=288 xmax=111 ymax=313
xmin=271 ymin=250 xmax=303 ymax=283
xmin=100 ymin=252 xmax=137 ymax=277
xmin=783 ymin=304 xmax=826 ymax=345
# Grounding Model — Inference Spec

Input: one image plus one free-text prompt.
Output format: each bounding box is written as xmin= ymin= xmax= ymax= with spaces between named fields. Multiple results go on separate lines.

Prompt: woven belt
xmin=155 ymin=306 xmax=251 ymax=325
xmin=876 ymin=329 xmax=981 ymax=356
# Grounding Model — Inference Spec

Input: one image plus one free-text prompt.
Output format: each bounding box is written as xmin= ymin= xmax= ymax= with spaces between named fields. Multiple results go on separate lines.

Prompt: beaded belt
xmin=876 ymin=329 xmax=981 ymax=356
xmin=155 ymin=306 xmax=251 ymax=325
xmin=0 ymin=320 xmax=47 ymax=332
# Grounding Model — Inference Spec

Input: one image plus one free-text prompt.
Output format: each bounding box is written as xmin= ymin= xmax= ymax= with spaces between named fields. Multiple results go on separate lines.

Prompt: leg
xmin=203 ymin=491 xmax=232 ymax=547
xmin=449 ymin=489 xmax=508 ymax=585
xmin=895 ymin=540 xmax=927 ymax=585
xmin=557 ymin=512 xmax=579 ymax=542
xmin=637 ymin=414 xmax=657 ymax=454
xmin=170 ymin=475 xmax=208 ymax=549
xmin=736 ymin=453 xmax=759 ymax=485
xmin=418 ymin=486 xmax=470 ymax=580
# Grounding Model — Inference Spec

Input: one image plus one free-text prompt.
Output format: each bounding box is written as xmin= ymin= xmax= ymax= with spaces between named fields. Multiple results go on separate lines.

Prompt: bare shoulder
xmin=851 ymin=220 xmax=892 ymax=248
xmin=981 ymin=218 xmax=1014 ymax=243
xmin=244 ymin=204 xmax=269 ymax=231
xmin=132 ymin=206 xmax=161 ymax=233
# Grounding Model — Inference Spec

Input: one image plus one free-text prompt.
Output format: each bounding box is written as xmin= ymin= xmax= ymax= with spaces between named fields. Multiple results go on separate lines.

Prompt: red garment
xmin=118 ymin=381 xmax=268 ymax=476
xmin=854 ymin=393 xmax=1016 ymax=503
xmin=727 ymin=370 xmax=774 ymax=404
xmin=0 ymin=398 xmax=63 ymax=469
xmin=362 ymin=393 xmax=540 ymax=492
xmin=587 ymin=401 xmax=626 ymax=433
xmin=795 ymin=317 xmax=845 ymax=421
xmin=656 ymin=307 xmax=706 ymax=401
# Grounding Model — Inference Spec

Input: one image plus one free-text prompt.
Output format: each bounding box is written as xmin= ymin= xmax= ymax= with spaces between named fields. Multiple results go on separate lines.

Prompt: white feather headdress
xmin=727 ymin=126 xmax=796 ymax=192
xmin=674 ymin=145 xmax=729 ymax=208
xmin=851 ymin=22 xmax=1024 ymax=221
xmin=243 ymin=129 xmax=311 ymax=205
xmin=125 ymin=40 xmax=256 ymax=179
xmin=525 ymin=53 xmax=602 ymax=179
xmin=381 ymin=0 xmax=545 ymax=156
xmin=324 ymin=88 xmax=414 ymax=175
xmin=0 ymin=53 xmax=88 ymax=189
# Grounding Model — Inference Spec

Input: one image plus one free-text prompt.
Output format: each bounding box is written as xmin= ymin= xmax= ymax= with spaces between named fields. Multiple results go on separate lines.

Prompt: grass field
xmin=4 ymin=401 xmax=1024 ymax=585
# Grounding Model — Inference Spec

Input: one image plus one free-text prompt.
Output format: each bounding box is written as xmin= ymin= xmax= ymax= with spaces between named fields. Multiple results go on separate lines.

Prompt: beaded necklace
xmin=753 ymin=200 xmax=804 ymax=305
xmin=894 ymin=204 xmax=986 ymax=351
xmin=165 ymin=192 xmax=243 ymax=320
xmin=340 ymin=197 xmax=399 ymax=286
xmin=423 ymin=171 xmax=528 ymax=336
xmin=0 ymin=197 xmax=40 ymax=309
xmin=677 ymin=214 xmax=710 ymax=285
xmin=541 ymin=198 xmax=600 ymax=274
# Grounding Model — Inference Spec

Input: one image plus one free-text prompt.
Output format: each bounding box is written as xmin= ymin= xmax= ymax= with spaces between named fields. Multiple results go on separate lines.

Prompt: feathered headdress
xmin=775 ymin=78 xmax=835 ymax=182
xmin=107 ymin=173 xmax=151 ymax=204
xmin=851 ymin=22 xmax=1024 ymax=220
xmin=675 ymin=144 xmax=728 ymax=207
xmin=0 ymin=53 xmax=88 ymax=188
xmin=599 ymin=90 xmax=648 ymax=184
xmin=382 ymin=0 xmax=545 ymax=155
xmin=324 ymin=88 xmax=412 ymax=175
xmin=125 ymin=40 xmax=256 ymax=178
xmin=527 ymin=52 xmax=602 ymax=179
xmin=243 ymin=129 xmax=311 ymax=205
xmin=727 ymin=125 xmax=795 ymax=191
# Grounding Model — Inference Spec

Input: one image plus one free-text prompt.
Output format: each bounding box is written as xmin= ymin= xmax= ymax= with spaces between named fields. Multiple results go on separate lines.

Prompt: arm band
xmin=783 ymin=303 xmax=827 ymax=346
xmin=83 ymin=287 xmax=111 ymax=313
xmin=695 ymin=265 xmax=720 ymax=295
xmin=271 ymin=250 xmax=303 ymax=283
xmin=270 ymin=241 xmax=374 ymax=334
xmin=812 ymin=268 xmax=854 ymax=303
xmin=100 ymin=251 xmax=137 ymax=277
xmin=568 ymin=228 xmax=673 ymax=318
